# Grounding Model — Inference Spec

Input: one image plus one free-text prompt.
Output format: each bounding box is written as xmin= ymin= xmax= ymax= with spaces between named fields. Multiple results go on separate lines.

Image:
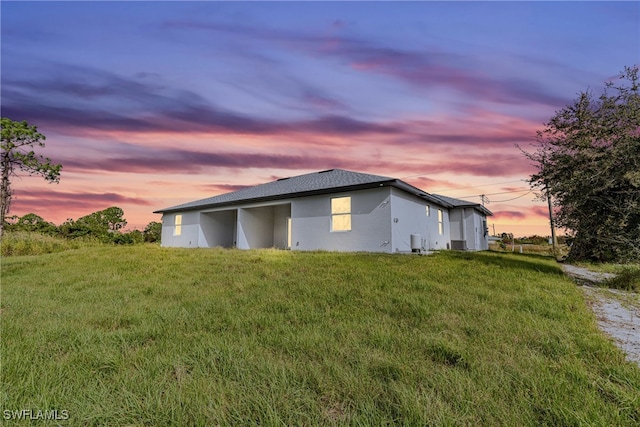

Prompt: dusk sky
xmin=2 ymin=1 xmax=638 ymax=236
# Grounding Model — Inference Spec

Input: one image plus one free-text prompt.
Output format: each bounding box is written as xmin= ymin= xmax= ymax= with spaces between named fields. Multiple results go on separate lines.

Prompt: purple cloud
xmin=164 ymin=18 xmax=569 ymax=107
xmin=1 ymin=64 xmax=397 ymax=137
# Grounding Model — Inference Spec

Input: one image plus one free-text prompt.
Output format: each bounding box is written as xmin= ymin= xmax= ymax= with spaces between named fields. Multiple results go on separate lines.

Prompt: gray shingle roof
xmin=432 ymin=194 xmax=493 ymax=216
xmin=154 ymin=168 xmax=492 ymax=216
xmin=154 ymin=169 xmax=396 ymax=213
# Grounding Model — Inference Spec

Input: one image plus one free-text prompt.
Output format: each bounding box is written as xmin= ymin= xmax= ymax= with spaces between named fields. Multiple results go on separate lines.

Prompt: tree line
xmin=5 ymin=208 xmax=161 ymax=244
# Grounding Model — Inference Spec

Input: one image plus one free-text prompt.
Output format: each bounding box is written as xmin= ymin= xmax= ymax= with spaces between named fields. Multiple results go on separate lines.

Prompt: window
xmin=425 ymin=205 xmax=430 ymax=217
xmin=437 ymin=209 xmax=444 ymax=235
xmin=287 ymin=217 xmax=292 ymax=248
xmin=331 ymin=196 xmax=351 ymax=231
xmin=173 ymin=214 xmax=182 ymax=236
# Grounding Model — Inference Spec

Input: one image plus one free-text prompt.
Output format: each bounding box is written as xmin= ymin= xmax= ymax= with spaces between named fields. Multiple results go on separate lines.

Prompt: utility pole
xmin=540 ymin=155 xmax=558 ymax=259
xmin=546 ymin=188 xmax=557 ymax=259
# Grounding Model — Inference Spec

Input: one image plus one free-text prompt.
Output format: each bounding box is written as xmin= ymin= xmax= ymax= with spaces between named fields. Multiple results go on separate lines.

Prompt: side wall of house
xmin=291 ymin=187 xmax=392 ymax=252
xmin=159 ymin=188 xmax=477 ymax=252
xmin=388 ymin=188 xmax=428 ymax=252
xmin=449 ymin=208 xmax=489 ymax=251
xmin=449 ymin=209 xmax=467 ymax=249
xmin=272 ymin=204 xmax=291 ymax=249
xmin=160 ymin=211 xmax=199 ymax=248
xmin=388 ymin=188 xmax=450 ymax=251
xmin=237 ymin=206 xmax=274 ymax=249
xmin=472 ymin=210 xmax=489 ymax=251
xmin=199 ymin=210 xmax=236 ymax=248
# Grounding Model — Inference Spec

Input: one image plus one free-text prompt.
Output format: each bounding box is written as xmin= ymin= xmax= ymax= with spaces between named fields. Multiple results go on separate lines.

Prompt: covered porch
xmin=199 ymin=203 xmax=291 ymax=249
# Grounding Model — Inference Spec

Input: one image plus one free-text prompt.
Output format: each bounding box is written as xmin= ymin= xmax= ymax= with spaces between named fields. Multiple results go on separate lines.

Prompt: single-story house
xmin=154 ymin=169 xmax=492 ymax=253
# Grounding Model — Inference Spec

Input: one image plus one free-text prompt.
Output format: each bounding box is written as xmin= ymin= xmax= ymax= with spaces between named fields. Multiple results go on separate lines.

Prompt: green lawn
xmin=1 ymin=246 xmax=639 ymax=426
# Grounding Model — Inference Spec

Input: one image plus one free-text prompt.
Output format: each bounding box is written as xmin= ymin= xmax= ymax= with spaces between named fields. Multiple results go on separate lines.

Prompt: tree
xmin=522 ymin=66 xmax=640 ymax=262
xmin=79 ymin=206 xmax=127 ymax=233
xmin=143 ymin=221 xmax=162 ymax=243
xmin=1 ymin=118 xmax=62 ymax=238
xmin=7 ymin=213 xmax=57 ymax=235
xmin=59 ymin=207 xmax=127 ymax=241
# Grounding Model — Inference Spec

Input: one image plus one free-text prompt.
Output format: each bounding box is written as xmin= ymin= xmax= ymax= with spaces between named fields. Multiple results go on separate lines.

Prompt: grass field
xmin=1 ymin=246 xmax=639 ymax=425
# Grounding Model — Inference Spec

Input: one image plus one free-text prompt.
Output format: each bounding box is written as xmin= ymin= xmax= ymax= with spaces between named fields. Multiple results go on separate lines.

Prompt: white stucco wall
xmin=290 ymin=187 xmax=392 ymax=252
xmin=199 ymin=210 xmax=236 ymax=248
xmin=272 ymin=204 xmax=291 ymax=249
xmin=160 ymin=211 xmax=200 ymax=248
xmin=449 ymin=209 xmax=463 ymax=241
xmin=388 ymin=188 xmax=429 ymax=252
xmin=159 ymin=186 xmax=482 ymax=252
xmin=388 ymin=188 xmax=450 ymax=251
xmin=472 ymin=210 xmax=489 ymax=250
xmin=237 ymin=206 xmax=274 ymax=249
xmin=448 ymin=208 xmax=488 ymax=251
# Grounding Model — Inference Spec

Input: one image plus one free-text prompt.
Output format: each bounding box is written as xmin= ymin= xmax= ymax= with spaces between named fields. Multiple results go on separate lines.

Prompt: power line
xmin=457 ymin=188 xmax=530 ymax=199
xmin=491 ymin=191 xmax=533 ymax=203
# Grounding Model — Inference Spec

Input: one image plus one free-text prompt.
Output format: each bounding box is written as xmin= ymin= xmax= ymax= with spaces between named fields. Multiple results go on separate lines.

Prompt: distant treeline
xmin=4 ymin=207 xmax=161 ymax=244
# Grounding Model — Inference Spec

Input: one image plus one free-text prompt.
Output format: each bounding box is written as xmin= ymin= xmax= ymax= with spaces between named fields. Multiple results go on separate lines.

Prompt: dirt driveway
xmin=562 ymin=265 xmax=640 ymax=366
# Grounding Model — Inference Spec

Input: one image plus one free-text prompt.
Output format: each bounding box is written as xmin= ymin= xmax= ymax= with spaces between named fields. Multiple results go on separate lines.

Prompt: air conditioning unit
xmin=451 ymin=240 xmax=467 ymax=251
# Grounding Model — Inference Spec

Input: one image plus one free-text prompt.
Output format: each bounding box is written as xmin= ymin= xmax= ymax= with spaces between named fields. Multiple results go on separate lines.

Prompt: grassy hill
xmin=2 ymin=246 xmax=639 ymax=425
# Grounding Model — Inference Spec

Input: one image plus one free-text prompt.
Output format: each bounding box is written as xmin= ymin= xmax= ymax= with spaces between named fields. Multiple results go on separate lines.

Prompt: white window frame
xmin=437 ymin=209 xmax=444 ymax=235
xmin=425 ymin=205 xmax=430 ymax=217
xmin=173 ymin=214 xmax=182 ymax=236
xmin=330 ymin=196 xmax=351 ymax=232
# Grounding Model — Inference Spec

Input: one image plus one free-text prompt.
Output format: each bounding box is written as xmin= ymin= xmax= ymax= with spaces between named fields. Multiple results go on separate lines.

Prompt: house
xmin=153 ymin=169 xmax=492 ymax=253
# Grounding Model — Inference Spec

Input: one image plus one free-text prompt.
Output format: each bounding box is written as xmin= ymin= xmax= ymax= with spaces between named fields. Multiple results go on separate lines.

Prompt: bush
xmin=605 ymin=267 xmax=640 ymax=292
xmin=1 ymin=231 xmax=100 ymax=256
xmin=5 ymin=213 xmax=58 ymax=235
xmin=111 ymin=230 xmax=145 ymax=245
xmin=143 ymin=221 xmax=162 ymax=243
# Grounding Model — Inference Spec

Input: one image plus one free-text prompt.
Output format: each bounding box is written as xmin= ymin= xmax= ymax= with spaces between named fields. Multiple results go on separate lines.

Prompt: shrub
xmin=605 ymin=267 xmax=640 ymax=292
xmin=143 ymin=221 xmax=162 ymax=243
xmin=1 ymin=231 xmax=100 ymax=256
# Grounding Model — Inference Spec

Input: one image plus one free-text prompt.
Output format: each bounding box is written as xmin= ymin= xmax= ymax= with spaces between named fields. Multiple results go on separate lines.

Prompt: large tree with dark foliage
xmin=0 ymin=118 xmax=62 ymax=238
xmin=523 ymin=66 xmax=640 ymax=262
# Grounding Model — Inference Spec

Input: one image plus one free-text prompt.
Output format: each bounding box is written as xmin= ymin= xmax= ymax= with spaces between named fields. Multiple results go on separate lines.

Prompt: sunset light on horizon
xmin=2 ymin=1 xmax=638 ymax=237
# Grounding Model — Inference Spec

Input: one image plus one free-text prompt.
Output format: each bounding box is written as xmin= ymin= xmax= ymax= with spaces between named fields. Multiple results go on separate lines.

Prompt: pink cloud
xmin=530 ymin=206 xmax=550 ymax=219
xmin=10 ymin=189 xmax=153 ymax=226
xmin=493 ymin=210 xmax=527 ymax=220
